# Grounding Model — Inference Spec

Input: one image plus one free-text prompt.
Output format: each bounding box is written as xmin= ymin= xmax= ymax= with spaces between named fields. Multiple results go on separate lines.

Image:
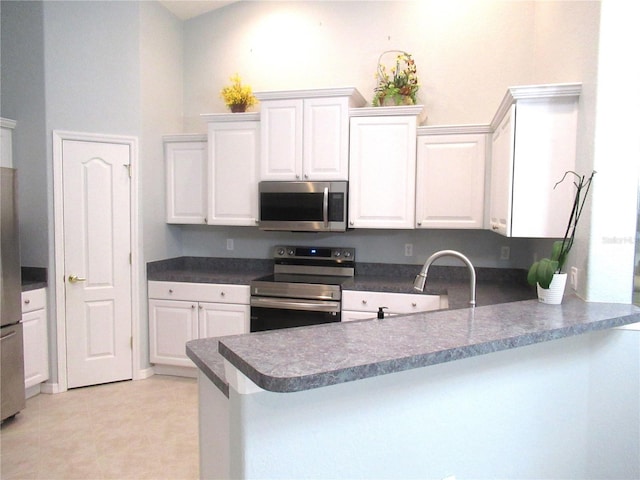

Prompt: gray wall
xmin=1 ymin=0 xmax=48 ymax=268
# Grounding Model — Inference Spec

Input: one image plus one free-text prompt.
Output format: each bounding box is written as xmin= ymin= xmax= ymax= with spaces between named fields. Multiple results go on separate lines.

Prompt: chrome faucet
xmin=414 ymin=250 xmax=476 ymax=307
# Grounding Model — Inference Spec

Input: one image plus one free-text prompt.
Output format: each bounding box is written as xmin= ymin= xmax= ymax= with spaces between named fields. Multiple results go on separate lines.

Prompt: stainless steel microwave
xmin=258 ymin=181 xmax=348 ymax=232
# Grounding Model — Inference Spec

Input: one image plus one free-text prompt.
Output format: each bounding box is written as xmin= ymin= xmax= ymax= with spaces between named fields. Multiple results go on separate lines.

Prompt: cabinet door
xmin=342 ymin=311 xmax=377 ymax=322
xmin=489 ymin=105 xmax=515 ymax=236
xmin=22 ymin=308 xmax=49 ymax=389
xmin=149 ymin=299 xmax=198 ymax=367
xmin=198 ymin=302 xmax=249 ymax=338
xmin=165 ymin=141 xmax=207 ymax=224
xmin=510 ymin=98 xmax=578 ymax=238
xmin=303 ymin=97 xmax=349 ymax=180
xmin=349 ymin=116 xmax=417 ymax=229
xmin=208 ymin=121 xmax=259 ymax=226
xmin=342 ymin=290 xmax=443 ymax=314
xmin=260 ymin=99 xmax=303 ymax=180
xmin=416 ymin=134 xmax=486 ymax=229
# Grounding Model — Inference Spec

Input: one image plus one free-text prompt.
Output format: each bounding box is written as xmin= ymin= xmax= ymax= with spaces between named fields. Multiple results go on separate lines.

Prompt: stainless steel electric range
xmin=249 ymin=245 xmax=355 ymax=332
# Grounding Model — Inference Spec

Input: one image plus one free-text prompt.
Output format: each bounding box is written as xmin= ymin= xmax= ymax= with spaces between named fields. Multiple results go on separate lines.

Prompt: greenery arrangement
xmin=527 ymin=170 xmax=596 ymax=289
xmin=372 ymin=50 xmax=419 ymax=107
xmin=220 ymin=73 xmax=258 ymax=112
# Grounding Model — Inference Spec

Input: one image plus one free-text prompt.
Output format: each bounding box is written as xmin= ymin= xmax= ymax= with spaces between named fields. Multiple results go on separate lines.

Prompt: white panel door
xmin=303 ymin=97 xmax=349 ymax=180
xmin=489 ymin=105 xmax=516 ymax=236
xmin=165 ymin=141 xmax=207 ymax=224
xmin=349 ymin=116 xmax=417 ymax=229
xmin=198 ymin=302 xmax=249 ymax=338
xmin=207 ymin=122 xmax=259 ymax=225
xmin=260 ymin=99 xmax=303 ymax=180
xmin=416 ymin=133 xmax=486 ymax=229
xmin=63 ymin=139 xmax=132 ymax=388
xmin=149 ymin=299 xmax=198 ymax=367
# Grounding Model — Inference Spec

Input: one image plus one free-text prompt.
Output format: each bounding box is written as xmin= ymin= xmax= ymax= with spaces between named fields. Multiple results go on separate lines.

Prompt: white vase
xmin=537 ymin=273 xmax=568 ymax=304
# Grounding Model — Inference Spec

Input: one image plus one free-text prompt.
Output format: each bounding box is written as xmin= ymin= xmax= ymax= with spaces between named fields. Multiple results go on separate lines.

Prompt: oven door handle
xmin=323 ymin=186 xmax=329 ymax=229
xmin=251 ymin=296 xmax=340 ymax=313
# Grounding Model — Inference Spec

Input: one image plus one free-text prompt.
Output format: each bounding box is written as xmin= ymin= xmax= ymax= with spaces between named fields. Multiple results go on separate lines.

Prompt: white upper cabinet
xmin=348 ymin=106 xmax=423 ymax=229
xmin=416 ymin=128 xmax=488 ymax=229
xmin=488 ymin=84 xmax=581 ymax=237
xmin=164 ymin=135 xmax=208 ymax=224
xmin=205 ymin=115 xmax=260 ymax=226
xmin=256 ymin=88 xmax=365 ymax=181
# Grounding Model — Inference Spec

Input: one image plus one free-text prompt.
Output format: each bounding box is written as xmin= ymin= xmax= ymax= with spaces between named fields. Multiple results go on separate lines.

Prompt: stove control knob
xmin=334 ymin=250 xmax=341 ymax=258
xmin=277 ymin=247 xmax=286 ymax=256
xmin=287 ymin=248 xmax=295 ymax=256
xmin=343 ymin=250 xmax=352 ymax=258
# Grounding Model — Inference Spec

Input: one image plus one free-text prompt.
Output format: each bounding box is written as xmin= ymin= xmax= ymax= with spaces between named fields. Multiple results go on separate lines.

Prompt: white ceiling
xmin=158 ymin=0 xmax=238 ymax=20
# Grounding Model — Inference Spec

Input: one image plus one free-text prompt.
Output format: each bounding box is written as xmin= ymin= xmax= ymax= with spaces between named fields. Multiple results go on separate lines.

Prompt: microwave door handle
xmin=323 ymin=187 xmax=329 ymax=228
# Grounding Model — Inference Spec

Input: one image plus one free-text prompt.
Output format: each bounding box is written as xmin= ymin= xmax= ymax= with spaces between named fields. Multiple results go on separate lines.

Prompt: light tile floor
xmin=0 ymin=375 xmax=198 ymax=480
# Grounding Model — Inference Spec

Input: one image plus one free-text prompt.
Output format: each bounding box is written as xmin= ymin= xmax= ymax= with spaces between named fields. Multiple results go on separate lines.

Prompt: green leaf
xmin=537 ymin=258 xmax=559 ymax=289
xmin=550 ymin=241 xmax=563 ymax=262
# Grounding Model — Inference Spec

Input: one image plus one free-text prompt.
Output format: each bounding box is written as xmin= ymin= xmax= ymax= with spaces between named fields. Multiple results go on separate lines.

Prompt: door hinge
xmin=129 ymin=253 xmax=132 ymax=264
xmin=124 ymin=164 xmax=132 ymax=178
xmin=130 ymin=336 xmax=133 ymax=349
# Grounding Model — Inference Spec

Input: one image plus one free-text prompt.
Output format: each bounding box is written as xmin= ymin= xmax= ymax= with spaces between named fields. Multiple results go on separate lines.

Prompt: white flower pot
xmin=537 ymin=273 xmax=567 ymax=304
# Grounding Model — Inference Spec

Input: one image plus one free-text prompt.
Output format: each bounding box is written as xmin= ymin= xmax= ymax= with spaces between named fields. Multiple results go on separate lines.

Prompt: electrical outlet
xmin=500 ymin=246 xmax=510 ymax=260
xmin=226 ymin=239 xmax=234 ymax=251
xmin=405 ymin=243 xmax=413 ymax=257
xmin=570 ymin=266 xmax=578 ymax=290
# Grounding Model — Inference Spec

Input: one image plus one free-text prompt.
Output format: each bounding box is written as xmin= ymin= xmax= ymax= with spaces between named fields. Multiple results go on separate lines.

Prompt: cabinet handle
xmin=220 ymin=291 xmax=225 ymax=297
xmin=24 ymin=299 xmax=30 ymax=304
xmin=191 ymin=304 xmax=196 ymax=309
xmin=362 ymin=300 xmax=367 ymax=305
xmin=417 ymin=222 xmax=422 ymax=226
xmin=169 ymin=289 xmax=173 ymax=294
xmin=304 ymin=174 xmax=309 ymax=179
xmin=295 ymin=174 xmax=300 ymax=179
xmin=350 ymin=221 xmax=354 ymax=226
xmin=412 ymin=302 xmax=417 ymax=307
xmin=198 ymin=305 xmax=203 ymax=310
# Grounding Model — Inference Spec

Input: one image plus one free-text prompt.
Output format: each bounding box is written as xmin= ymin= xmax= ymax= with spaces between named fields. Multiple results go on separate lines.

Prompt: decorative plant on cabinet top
xmin=220 ymin=74 xmax=258 ymax=113
xmin=372 ymin=50 xmax=419 ymax=107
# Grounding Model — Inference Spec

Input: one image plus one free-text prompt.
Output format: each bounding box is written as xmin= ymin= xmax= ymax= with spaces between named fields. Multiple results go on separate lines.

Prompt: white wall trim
xmin=52 ymin=130 xmax=141 ymax=392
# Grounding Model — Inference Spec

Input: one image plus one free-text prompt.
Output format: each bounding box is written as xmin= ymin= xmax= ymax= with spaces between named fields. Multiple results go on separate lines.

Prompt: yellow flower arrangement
xmin=220 ymin=74 xmax=258 ymax=112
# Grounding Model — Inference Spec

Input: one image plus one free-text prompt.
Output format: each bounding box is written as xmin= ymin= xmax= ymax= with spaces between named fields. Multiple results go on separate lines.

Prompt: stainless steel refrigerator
xmin=1 ymin=167 xmax=25 ymax=422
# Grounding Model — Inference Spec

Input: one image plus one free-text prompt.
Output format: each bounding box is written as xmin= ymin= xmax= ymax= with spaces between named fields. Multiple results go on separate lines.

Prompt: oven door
xmin=250 ymin=296 xmax=341 ymax=332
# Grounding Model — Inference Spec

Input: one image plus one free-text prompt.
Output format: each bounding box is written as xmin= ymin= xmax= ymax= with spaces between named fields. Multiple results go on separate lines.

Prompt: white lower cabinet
xmin=342 ymin=290 xmax=446 ymax=322
xmin=148 ymin=281 xmax=249 ymax=368
xmin=21 ymin=288 xmax=49 ymax=392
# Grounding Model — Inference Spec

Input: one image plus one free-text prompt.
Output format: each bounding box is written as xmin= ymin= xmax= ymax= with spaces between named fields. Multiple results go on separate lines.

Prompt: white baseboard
xmin=40 ymin=381 xmax=64 ymax=394
xmin=134 ymin=367 xmax=155 ymax=380
xmin=25 ymin=384 xmax=42 ymax=399
xmin=153 ymin=364 xmax=197 ymax=378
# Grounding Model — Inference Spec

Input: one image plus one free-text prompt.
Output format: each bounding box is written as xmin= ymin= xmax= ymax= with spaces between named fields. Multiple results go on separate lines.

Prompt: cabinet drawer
xmin=148 ymin=281 xmax=249 ymax=304
xmin=21 ymin=288 xmax=46 ymax=314
xmin=342 ymin=290 xmax=443 ymax=314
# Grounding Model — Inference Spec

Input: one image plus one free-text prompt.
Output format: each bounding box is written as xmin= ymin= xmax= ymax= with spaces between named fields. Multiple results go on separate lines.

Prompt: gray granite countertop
xmin=148 ymin=256 xmax=536 ymax=309
xmin=187 ymin=296 xmax=640 ymax=395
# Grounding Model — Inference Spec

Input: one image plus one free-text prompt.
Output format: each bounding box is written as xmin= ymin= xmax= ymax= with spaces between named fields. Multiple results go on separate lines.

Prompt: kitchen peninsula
xmin=187 ymin=297 xmax=640 ymax=479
